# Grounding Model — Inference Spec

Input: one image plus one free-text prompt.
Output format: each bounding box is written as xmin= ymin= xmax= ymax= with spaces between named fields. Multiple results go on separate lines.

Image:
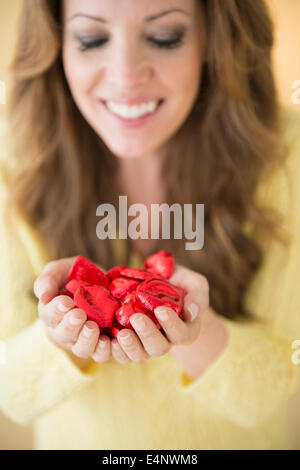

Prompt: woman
xmin=0 ymin=0 xmax=299 ymax=450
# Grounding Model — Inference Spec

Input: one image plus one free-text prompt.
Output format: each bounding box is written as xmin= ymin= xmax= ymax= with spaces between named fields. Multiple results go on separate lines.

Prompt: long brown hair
xmin=4 ymin=0 xmax=289 ymax=319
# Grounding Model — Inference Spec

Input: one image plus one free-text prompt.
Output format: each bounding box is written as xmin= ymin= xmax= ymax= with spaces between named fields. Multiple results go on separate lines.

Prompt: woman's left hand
xmin=111 ymin=264 xmax=210 ymax=364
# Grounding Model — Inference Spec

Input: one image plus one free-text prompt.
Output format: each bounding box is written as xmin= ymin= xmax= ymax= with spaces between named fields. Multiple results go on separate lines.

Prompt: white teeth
xmin=106 ymin=100 xmax=160 ymax=119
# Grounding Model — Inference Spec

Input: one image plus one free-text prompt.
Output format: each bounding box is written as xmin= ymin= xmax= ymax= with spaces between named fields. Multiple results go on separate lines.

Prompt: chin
xmin=102 ymin=140 xmax=159 ymax=160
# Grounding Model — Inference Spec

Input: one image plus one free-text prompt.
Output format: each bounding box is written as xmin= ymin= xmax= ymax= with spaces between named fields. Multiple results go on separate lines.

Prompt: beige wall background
xmin=0 ymin=0 xmax=299 ymax=450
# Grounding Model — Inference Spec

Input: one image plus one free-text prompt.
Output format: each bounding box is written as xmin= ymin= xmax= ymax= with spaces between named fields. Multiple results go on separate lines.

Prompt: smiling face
xmin=62 ymin=0 xmax=207 ymax=160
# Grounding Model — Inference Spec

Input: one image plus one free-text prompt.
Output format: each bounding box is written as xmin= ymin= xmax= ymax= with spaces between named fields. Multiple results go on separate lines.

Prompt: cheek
xmin=163 ymin=42 xmax=204 ymax=97
xmin=62 ymin=46 xmax=100 ymax=99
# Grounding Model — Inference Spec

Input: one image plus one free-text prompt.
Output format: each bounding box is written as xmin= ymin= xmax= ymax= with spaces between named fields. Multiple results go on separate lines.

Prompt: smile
xmin=100 ymin=99 xmax=165 ymax=128
xmin=104 ymin=99 xmax=164 ymax=120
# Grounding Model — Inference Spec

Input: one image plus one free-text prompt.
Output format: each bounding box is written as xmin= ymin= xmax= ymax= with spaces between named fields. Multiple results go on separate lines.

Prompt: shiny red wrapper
xmin=59 ymin=251 xmax=186 ymax=339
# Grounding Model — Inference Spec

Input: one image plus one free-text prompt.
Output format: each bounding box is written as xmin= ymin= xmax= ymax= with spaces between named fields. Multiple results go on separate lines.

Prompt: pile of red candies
xmin=58 ymin=251 xmax=186 ymax=339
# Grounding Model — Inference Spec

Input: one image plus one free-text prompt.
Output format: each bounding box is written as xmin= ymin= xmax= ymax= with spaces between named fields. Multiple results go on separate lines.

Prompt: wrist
xmin=170 ymin=307 xmax=228 ymax=380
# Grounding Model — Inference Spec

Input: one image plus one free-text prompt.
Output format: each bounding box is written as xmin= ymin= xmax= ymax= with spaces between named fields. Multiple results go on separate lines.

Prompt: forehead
xmin=63 ymin=0 xmax=197 ymax=22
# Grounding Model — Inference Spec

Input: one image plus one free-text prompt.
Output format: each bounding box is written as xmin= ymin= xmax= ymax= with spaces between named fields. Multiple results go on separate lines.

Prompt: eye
xmin=76 ymin=30 xmax=186 ymax=52
xmin=148 ymin=33 xmax=185 ymax=50
xmin=77 ymin=37 xmax=108 ymax=52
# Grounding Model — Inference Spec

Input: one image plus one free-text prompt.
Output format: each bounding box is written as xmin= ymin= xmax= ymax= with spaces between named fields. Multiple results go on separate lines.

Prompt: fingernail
xmin=119 ymin=333 xmax=133 ymax=345
xmin=69 ymin=314 xmax=84 ymax=326
xmin=187 ymin=303 xmax=199 ymax=321
xmin=58 ymin=302 xmax=71 ymax=312
xmin=154 ymin=307 xmax=169 ymax=322
xmin=130 ymin=314 xmax=146 ymax=330
xmin=83 ymin=326 xmax=96 ymax=337
xmin=34 ymin=279 xmax=52 ymax=299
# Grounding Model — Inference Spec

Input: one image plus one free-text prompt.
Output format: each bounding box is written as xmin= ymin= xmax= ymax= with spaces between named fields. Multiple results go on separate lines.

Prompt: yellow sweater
xmin=0 ymin=108 xmax=300 ymax=450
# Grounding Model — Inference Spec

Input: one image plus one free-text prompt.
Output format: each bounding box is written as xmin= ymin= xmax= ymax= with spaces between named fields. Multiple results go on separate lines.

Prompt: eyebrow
xmin=68 ymin=8 xmax=191 ymax=24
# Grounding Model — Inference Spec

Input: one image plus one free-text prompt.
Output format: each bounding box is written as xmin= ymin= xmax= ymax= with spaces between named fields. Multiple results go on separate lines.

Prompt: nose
xmin=107 ymin=41 xmax=152 ymax=93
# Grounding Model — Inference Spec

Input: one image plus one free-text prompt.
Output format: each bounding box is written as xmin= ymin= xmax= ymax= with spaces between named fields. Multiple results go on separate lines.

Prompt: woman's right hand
xmin=33 ymin=257 xmax=112 ymax=366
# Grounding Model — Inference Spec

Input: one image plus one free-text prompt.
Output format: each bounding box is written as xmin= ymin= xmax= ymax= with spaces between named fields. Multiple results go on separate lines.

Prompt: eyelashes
xmin=148 ymin=34 xmax=185 ymax=50
xmin=78 ymin=38 xmax=108 ymax=51
xmin=76 ymin=31 xmax=186 ymax=52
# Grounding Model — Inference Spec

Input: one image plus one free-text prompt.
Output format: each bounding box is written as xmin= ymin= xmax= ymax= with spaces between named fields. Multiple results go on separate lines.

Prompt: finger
xmin=129 ymin=314 xmax=170 ymax=357
xmin=153 ymin=307 xmax=191 ymax=345
xmin=71 ymin=321 xmax=100 ymax=359
xmin=34 ymin=276 xmax=59 ymax=305
xmin=38 ymin=294 xmax=75 ymax=328
xmin=182 ymin=283 xmax=209 ymax=325
xmin=117 ymin=328 xmax=150 ymax=362
xmin=169 ymin=265 xmax=209 ymax=322
xmin=92 ymin=336 xmax=112 ymax=363
xmin=54 ymin=308 xmax=87 ymax=346
xmin=33 ymin=257 xmax=76 ymax=304
xmin=111 ymin=339 xmax=132 ymax=364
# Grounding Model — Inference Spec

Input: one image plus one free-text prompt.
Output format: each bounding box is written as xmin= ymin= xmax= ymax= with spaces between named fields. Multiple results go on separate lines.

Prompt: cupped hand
xmin=112 ymin=264 xmax=209 ymax=364
xmin=33 ymin=258 xmax=111 ymax=364
xmin=34 ymin=260 xmax=209 ymax=366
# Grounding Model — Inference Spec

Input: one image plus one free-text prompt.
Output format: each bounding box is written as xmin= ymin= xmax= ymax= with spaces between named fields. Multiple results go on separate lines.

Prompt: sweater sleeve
xmin=179 ymin=318 xmax=298 ymax=428
xmin=177 ymin=108 xmax=300 ymax=428
xmin=0 ymin=162 xmax=102 ymax=426
xmin=0 ymin=321 xmax=102 ymax=426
